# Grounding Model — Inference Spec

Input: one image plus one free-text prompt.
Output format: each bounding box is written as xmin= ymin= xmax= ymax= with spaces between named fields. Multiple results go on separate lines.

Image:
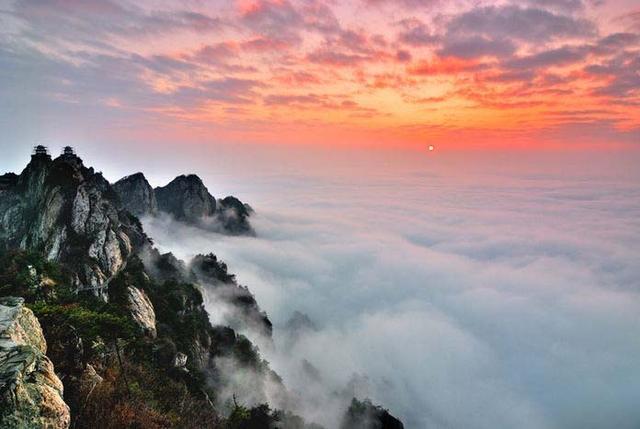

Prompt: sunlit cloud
xmin=0 ymin=0 xmax=638 ymax=150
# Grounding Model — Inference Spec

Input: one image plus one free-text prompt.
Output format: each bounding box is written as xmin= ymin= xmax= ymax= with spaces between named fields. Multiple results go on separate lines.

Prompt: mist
xmin=142 ymin=149 xmax=640 ymax=428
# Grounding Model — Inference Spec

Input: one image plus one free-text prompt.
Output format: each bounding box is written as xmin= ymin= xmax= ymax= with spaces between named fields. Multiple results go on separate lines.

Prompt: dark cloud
xmin=263 ymin=93 xmax=326 ymax=105
xmin=522 ymin=0 xmax=585 ymax=13
xmin=172 ymin=77 xmax=265 ymax=106
xmin=11 ymin=0 xmax=222 ymax=45
xmin=586 ymin=51 xmax=640 ymax=98
xmin=240 ymin=0 xmax=340 ymax=44
xmin=504 ymin=45 xmax=589 ymax=70
xmin=307 ymin=49 xmax=371 ymax=66
xmin=446 ymin=5 xmax=596 ymax=43
xmin=396 ymin=18 xmax=439 ymax=46
xmin=439 ymin=36 xmax=516 ymax=59
xmin=591 ymin=32 xmax=640 ymax=55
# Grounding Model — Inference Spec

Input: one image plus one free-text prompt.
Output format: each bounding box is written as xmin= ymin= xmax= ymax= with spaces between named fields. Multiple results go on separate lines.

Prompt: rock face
xmin=0 ymin=297 xmax=70 ymax=429
xmin=126 ymin=286 xmax=157 ymax=338
xmin=113 ymin=172 xmax=157 ymax=217
xmin=0 ymin=151 xmax=147 ymax=295
xmin=155 ymin=174 xmax=216 ymax=223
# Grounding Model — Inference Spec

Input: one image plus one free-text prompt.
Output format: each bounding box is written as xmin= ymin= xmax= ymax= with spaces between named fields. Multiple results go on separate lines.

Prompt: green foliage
xmin=225 ymin=402 xmax=279 ymax=429
xmin=28 ymin=302 xmax=136 ymax=357
xmin=0 ymin=250 xmax=67 ymax=300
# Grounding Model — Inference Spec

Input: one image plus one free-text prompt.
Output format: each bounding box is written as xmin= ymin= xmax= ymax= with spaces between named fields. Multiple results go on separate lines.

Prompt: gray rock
xmin=113 ymin=172 xmax=158 ymax=217
xmin=155 ymin=174 xmax=216 ymax=222
xmin=0 ymin=297 xmax=70 ymax=429
xmin=173 ymin=352 xmax=188 ymax=369
xmin=127 ymin=286 xmax=157 ymax=338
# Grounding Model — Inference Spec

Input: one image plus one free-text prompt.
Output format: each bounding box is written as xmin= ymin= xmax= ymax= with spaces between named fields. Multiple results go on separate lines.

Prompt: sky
xmin=0 ymin=0 xmax=639 ymax=164
xmin=141 ymin=150 xmax=640 ymax=428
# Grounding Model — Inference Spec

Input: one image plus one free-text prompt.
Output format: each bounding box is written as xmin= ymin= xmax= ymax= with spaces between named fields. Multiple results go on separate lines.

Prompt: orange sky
xmin=0 ymin=0 xmax=638 ymax=150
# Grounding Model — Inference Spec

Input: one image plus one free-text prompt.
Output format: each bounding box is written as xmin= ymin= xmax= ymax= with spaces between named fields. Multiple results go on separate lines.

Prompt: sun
xmin=428 ymin=145 xmax=434 ymax=151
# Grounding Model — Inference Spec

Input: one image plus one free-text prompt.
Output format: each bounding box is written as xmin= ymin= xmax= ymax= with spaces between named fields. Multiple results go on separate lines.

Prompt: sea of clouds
xmin=142 ymin=149 xmax=640 ymax=429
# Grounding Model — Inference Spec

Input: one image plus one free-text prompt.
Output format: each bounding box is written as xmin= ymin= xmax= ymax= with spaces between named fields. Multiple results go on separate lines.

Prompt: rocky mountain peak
xmin=155 ymin=174 xmax=217 ymax=222
xmin=113 ymin=172 xmax=158 ymax=217
xmin=0 ymin=148 xmax=147 ymax=297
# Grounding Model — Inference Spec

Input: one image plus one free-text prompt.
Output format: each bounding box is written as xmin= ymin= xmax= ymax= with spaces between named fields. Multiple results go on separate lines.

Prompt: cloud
xmin=503 ymin=45 xmax=589 ymax=70
xmin=397 ymin=18 xmax=440 ymax=46
xmin=439 ymin=36 xmax=516 ymax=59
xmin=0 ymin=0 xmax=637 ymax=150
xmin=586 ymin=51 xmax=640 ymax=98
xmin=408 ymin=56 xmax=482 ymax=75
xmin=140 ymin=149 xmax=640 ymax=428
xmin=240 ymin=0 xmax=340 ymax=43
xmin=523 ymin=0 xmax=586 ymax=13
xmin=10 ymin=0 xmax=222 ymax=45
xmin=446 ymin=5 xmax=596 ymax=43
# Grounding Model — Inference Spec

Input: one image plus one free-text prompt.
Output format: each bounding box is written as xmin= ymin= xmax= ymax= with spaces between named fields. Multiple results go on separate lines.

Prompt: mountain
xmin=0 ymin=148 xmax=146 ymax=297
xmin=114 ymin=172 xmax=254 ymax=235
xmin=113 ymin=172 xmax=158 ymax=217
xmin=0 ymin=147 xmax=404 ymax=429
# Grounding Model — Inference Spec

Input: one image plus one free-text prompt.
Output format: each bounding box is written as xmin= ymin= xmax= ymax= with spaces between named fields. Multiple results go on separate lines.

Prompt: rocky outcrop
xmin=191 ymin=253 xmax=272 ymax=338
xmin=341 ymin=398 xmax=404 ymax=429
xmin=155 ymin=174 xmax=216 ymax=223
xmin=216 ymin=196 xmax=254 ymax=235
xmin=126 ymin=286 xmax=157 ymax=338
xmin=0 ymin=297 xmax=70 ymax=429
xmin=113 ymin=172 xmax=157 ymax=217
xmin=0 ymin=151 xmax=147 ymax=296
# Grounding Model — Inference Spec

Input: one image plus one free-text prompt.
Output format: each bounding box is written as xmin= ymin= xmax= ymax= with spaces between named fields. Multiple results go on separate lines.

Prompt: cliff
xmin=113 ymin=172 xmax=158 ymax=217
xmin=0 ymin=297 xmax=70 ymax=429
xmin=0 ymin=151 xmax=146 ymax=297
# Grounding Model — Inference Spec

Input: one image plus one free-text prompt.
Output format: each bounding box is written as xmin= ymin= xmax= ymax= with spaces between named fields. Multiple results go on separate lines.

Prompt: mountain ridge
xmin=0 ymin=146 xmax=404 ymax=429
xmin=115 ymin=171 xmax=254 ymax=235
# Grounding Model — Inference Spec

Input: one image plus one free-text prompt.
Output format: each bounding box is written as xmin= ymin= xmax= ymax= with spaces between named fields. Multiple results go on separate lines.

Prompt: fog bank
xmin=143 ymin=150 xmax=640 ymax=428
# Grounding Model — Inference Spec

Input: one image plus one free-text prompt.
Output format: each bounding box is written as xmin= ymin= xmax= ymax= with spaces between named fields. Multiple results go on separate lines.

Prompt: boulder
xmin=127 ymin=286 xmax=157 ymax=338
xmin=0 ymin=297 xmax=70 ymax=429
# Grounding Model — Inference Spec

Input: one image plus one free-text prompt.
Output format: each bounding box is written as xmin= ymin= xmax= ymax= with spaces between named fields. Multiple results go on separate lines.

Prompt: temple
xmin=31 ymin=145 xmax=51 ymax=160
